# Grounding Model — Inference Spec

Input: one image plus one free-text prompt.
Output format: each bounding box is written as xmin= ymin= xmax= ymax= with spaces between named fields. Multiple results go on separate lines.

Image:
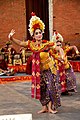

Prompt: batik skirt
xmin=40 ymin=69 xmax=61 ymax=109
xmin=65 ymin=67 xmax=77 ymax=92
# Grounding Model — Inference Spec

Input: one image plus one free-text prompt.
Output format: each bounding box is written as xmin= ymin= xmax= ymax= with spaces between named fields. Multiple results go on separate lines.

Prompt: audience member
xmin=0 ymin=54 xmax=15 ymax=76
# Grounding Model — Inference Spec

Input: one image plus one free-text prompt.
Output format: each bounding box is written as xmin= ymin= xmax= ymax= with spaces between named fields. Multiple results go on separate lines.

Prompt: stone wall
xmin=53 ymin=0 xmax=80 ymax=50
xmin=0 ymin=0 xmax=26 ymax=51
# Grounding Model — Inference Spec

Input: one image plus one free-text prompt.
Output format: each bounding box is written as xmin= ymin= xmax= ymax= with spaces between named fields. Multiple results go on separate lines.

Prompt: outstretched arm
xmin=70 ymin=45 xmax=79 ymax=54
xmin=8 ymin=29 xmax=28 ymax=47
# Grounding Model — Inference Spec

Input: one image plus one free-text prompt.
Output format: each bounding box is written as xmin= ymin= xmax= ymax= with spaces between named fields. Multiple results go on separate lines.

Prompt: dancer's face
xmin=33 ymin=29 xmax=43 ymax=41
xmin=56 ymin=41 xmax=62 ymax=48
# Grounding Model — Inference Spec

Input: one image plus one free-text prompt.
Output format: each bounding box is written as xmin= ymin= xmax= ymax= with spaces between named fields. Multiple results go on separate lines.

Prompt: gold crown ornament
xmin=28 ymin=12 xmax=45 ymax=36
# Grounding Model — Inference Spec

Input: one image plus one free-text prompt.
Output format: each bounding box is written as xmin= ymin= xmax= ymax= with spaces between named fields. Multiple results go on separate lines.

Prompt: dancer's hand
xmin=8 ymin=29 xmax=15 ymax=40
xmin=76 ymin=50 xmax=79 ymax=55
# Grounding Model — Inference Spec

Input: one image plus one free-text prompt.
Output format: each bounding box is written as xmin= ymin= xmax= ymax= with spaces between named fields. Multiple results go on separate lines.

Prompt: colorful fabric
xmin=0 ymin=75 xmax=32 ymax=84
xmin=65 ymin=67 xmax=77 ymax=92
xmin=40 ymin=69 xmax=61 ymax=108
xmin=63 ymin=48 xmax=77 ymax=92
xmin=28 ymin=40 xmax=55 ymax=99
xmin=57 ymin=59 xmax=77 ymax=93
xmin=49 ymin=47 xmax=77 ymax=93
xmin=49 ymin=49 xmax=67 ymax=92
xmin=58 ymin=62 xmax=67 ymax=92
xmin=31 ymin=52 xmax=40 ymax=99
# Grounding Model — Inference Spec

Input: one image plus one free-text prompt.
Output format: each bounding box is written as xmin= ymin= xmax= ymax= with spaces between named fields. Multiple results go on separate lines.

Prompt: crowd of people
xmin=7 ymin=12 xmax=79 ymax=114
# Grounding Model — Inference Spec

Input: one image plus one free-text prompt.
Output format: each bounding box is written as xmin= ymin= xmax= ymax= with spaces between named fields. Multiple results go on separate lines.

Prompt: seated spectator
xmin=0 ymin=54 xmax=15 ymax=76
xmin=1 ymin=41 xmax=17 ymax=64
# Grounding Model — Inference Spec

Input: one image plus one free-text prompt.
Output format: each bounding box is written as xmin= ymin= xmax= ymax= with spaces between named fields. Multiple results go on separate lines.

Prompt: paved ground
xmin=0 ymin=72 xmax=80 ymax=120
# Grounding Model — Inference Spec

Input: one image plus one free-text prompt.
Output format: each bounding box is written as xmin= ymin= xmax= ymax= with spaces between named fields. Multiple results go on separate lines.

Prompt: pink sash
xmin=31 ymin=52 xmax=41 ymax=99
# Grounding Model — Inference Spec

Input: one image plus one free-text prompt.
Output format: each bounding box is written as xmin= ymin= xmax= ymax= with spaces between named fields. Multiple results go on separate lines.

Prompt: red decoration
xmin=0 ymin=75 xmax=32 ymax=84
xmin=56 ymin=36 xmax=59 ymax=40
xmin=32 ymin=23 xmax=40 ymax=30
xmin=55 ymin=31 xmax=58 ymax=35
xmin=31 ymin=12 xmax=35 ymax=16
xmin=42 ymin=40 xmax=47 ymax=43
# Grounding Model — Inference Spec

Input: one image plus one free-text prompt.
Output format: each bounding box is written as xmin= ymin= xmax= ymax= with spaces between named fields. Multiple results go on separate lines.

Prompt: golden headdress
xmin=51 ymin=31 xmax=63 ymax=43
xmin=28 ymin=12 xmax=45 ymax=36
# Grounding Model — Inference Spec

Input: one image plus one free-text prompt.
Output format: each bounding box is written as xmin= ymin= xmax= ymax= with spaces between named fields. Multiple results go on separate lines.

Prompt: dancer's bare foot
xmin=48 ymin=109 xmax=58 ymax=114
xmin=75 ymin=89 xmax=77 ymax=93
xmin=37 ymin=109 xmax=48 ymax=114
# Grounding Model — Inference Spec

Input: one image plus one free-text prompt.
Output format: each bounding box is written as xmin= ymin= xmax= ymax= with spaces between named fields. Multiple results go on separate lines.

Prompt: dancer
xmin=8 ymin=12 xmax=64 ymax=114
xmin=51 ymin=32 xmax=79 ymax=95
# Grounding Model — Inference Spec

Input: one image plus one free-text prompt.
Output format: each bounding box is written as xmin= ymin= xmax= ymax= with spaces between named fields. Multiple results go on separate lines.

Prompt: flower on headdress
xmin=28 ymin=12 xmax=45 ymax=36
xmin=56 ymin=36 xmax=59 ymax=40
